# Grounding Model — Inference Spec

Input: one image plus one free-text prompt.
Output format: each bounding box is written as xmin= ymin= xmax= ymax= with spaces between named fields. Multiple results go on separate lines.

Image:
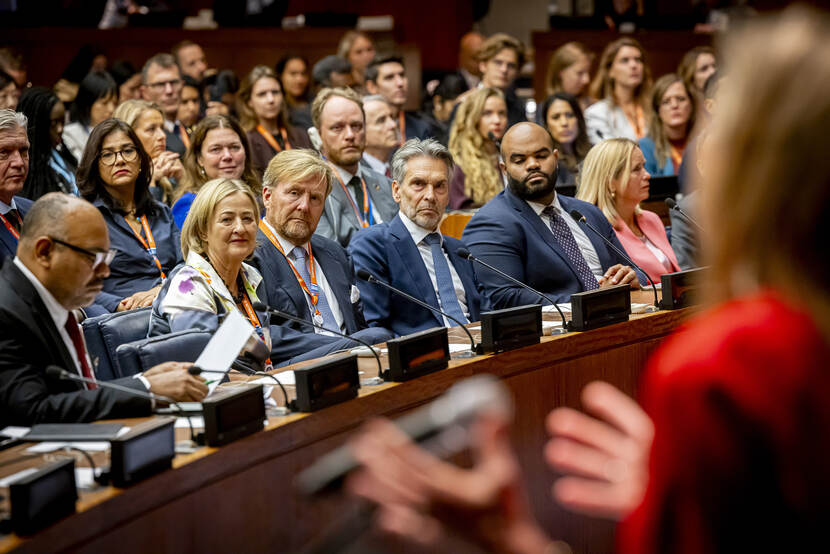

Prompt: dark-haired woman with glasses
xmin=77 ymin=119 xmax=182 ymax=313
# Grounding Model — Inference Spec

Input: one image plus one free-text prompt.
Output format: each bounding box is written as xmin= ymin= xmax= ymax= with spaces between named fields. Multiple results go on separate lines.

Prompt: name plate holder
xmin=385 ymin=327 xmax=450 ymax=382
xmin=9 ymin=458 xmax=77 ymax=536
xmin=659 ymin=267 xmax=707 ymax=310
xmin=202 ymin=384 xmax=265 ymax=447
xmin=291 ymin=354 xmax=360 ymax=413
xmin=109 ymin=417 xmax=175 ymax=487
xmin=480 ymin=305 xmax=543 ymax=353
xmin=570 ymin=284 xmax=631 ymax=331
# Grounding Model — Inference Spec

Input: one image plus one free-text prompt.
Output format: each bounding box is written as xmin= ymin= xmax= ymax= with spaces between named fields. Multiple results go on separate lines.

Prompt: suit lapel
xmin=561 ymin=196 xmax=613 ymax=268
xmin=389 ymin=216 xmax=443 ymax=327
xmin=0 ymin=227 xmax=16 ymax=259
xmin=362 ymin=168 xmax=398 ymax=222
xmin=311 ymin=237 xmax=355 ymax=331
xmin=328 ymin=177 xmax=362 ymax=231
xmin=257 ymin=230 xmax=310 ymax=318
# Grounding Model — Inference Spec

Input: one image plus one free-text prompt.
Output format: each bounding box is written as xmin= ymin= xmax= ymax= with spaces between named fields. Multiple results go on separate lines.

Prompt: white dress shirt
xmin=0 ymin=197 xmax=17 ymax=215
xmin=361 ymin=152 xmax=390 ymax=178
xmin=527 ymin=195 xmax=604 ymax=282
xmin=334 ymin=164 xmax=383 ymax=224
xmin=398 ymin=212 xmax=469 ymax=325
xmin=261 ymin=219 xmax=345 ymax=334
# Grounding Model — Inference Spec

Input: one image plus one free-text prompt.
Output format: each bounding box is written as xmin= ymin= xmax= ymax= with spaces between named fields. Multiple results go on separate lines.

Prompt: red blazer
xmin=614 ymin=210 xmax=680 ymax=283
xmin=620 ymin=291 xmax=830 ymax=553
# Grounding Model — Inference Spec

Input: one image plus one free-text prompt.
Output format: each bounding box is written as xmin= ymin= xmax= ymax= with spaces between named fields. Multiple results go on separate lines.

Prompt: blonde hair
xmin=112 ymin=99 xmax=163 ymax=127
xmin=180 ymin=178 xmax=260 ymax=258
xmin=576 ymin=138 xmax=640 ymax=227
xmin=477 ymin=33 xmax=526 ymax=68
xmin=311 ymin=86 xmax=363 ymax=130
xmin=545 ymin=42 xmax=593 ymax=97
xmin=646 ymin=74 xmax=696 ymax=172
xmin=701 ymin=6 xmax=830 ymax=336
xmin=337 ymin=30 xmax=372 ymax=60
xmin=588 ymin=37 xmax=652 ymax=108
xmin=677 ymin=45 xmax=716 ymax=95
xmin=448 ymin=87 xmax=504 ymax=205
xmin=263 ymin=148 xmax=334 ymax=197
xmin=235 ymin=65 xmax=289 ymax=132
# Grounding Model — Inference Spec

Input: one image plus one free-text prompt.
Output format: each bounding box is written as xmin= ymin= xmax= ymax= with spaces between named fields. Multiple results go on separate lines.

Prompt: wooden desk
xmin=1 ymin=293 xmax=690 ymax=554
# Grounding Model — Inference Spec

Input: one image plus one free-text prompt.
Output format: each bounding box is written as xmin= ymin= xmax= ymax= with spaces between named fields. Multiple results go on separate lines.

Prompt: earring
xmin=199 ymin=165 xmax=206 ymax=177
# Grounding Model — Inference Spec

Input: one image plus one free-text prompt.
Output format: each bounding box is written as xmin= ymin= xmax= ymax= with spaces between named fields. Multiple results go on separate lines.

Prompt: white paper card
xmin=195 ymin=309 xmax=253 ymax=395
xmin=542 ymin=303 xmax=572 ymax=314
xmin=26 ymin=441 xmax=111 ymax=454
xmin=0 ymin=426 xmax=30 ymax=438
xmin=175 ymin=416 xmax=205 ymax=429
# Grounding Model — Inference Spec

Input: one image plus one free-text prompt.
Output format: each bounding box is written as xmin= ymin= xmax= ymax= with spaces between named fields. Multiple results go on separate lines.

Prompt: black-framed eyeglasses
xmin=49 ymin=237 xmax=117 ymax=268
xmin=99 ymin=147 xmax=138 ymax=166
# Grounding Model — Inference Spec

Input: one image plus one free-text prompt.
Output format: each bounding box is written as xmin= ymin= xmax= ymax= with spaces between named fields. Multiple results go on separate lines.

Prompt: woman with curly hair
xmin=448 ymin=87 xmax=507 ymax=209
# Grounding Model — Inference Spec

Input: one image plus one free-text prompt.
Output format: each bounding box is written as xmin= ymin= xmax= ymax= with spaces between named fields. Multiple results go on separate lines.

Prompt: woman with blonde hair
xmin=584 ymin=37 xmax=652 ymax=144
xmin=544 ymin=42 xmax=594 ymax=111
xmin=448 ymin=87 xmax=507 ymax=209
xmin=577 ymin=137 xmax=679 ymax=282
xmin=337 ymin=30 xmax=376 ymax=88
xmin=638 ymin=74 xmax=695 ymax=176
xmin=235 ymin=65 xmax=312 ymax=178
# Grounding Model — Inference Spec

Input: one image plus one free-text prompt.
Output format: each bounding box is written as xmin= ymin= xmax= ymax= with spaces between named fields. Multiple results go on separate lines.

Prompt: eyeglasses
xmin=146 ymin=79 xmax=182 ymax=91
xmin=99 ymin=146 xmax=138 ymax=166
xmin=49 ymin=237 xmax=117 ymax=268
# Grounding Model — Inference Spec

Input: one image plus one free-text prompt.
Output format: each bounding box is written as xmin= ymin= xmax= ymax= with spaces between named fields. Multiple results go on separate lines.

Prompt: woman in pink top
xmin=576 ymin=138 xmax=679 ymax=283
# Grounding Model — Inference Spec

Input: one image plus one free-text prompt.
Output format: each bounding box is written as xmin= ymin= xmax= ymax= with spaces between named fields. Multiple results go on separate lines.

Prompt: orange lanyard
xmin=398 ymin=111 xmax=406 ymax=146
xmin=0 ymin=211 xmax=21 ymax=240
xmin=179 ymin=125 xmax=190 ymax=149
xmin=256 ymin=125 xmax=291 ymax=153
xmin=327 ymin=162 xmax=373 ymax=227
xmin=125 ymin=215 xmax=166 ymax=279
xmin=624 ymin=105 xmax=645 ymax=139
xmin=258 ymin=221 xmax=324 ymax=317
xmin=669 ymin=143 xmax=685 ymax=173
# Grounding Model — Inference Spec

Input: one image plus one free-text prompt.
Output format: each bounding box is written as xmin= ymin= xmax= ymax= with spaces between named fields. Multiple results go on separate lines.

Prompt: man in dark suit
xmin=140 ymin=53 xmax=188 ymax=156
xmin=365 ymin=54 xmax=434 ymax=142
xmin=462 ymin=123 xmax=640 ymax=308
xmin=0 ymin=193 xmax=207 ymax=427
xmin=349 ymin=138 xmax=486 ymax=337
xmin=311 ymin=87 xmax=399 ymax=246
xmin=253 ymin=149 xmax=393 ymax=365
xmin=0 ymin=109 xmax=33 ymax=264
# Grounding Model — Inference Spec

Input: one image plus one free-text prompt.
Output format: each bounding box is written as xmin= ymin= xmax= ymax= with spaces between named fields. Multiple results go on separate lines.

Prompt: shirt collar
xmin=13 ymin=257 xmax=69 ymax=332
xmin=0 ymin=197 xmax=17 ymax=214
xmin=526 ymin=192 xmax=562 ymax=217
xmin=184 ymin=251 xmax=263 ymax=298
xmin=398 ymin=211 xmax=441 ymax=246
xmin=361 ymin=153 xmax=387 ymax=176
xmin=332 ymin=163 xmax=364 ymax=185
xmin=261 ymin=218 xmax=308 ymax=258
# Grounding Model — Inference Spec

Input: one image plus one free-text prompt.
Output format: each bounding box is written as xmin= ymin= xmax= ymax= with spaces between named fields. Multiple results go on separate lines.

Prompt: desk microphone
xmin=456 ymin=248 xmax=568 ymax=332
xmin=251 ymin=301 xmax=384 ymax=380
xmin=354 ymin=269 xmax=480 ymax=356
xmin=665 ymin=198 xmax=705 ymax=234
xmin=45 ymin=365 xmax=198 ymax=444
xmin=189 ymin=365 xmax=290 ymax=411
xmin=568 ymin=210 xmax=659 ymax=311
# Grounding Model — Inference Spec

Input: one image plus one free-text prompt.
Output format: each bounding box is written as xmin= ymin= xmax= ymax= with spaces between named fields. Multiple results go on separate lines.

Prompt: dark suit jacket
xmin=165 ymin=127 xmax=186 ymax=157
xmin=0 ymin=261 xmax=151 ymax=427
xmin=348 ymin=214 xmax=486 ymax=337
xmin=403 ymin=112 xmax=435 ymax=141
xmin=461 ymin=189 xmax=643 ymax=307
xmin=0 ymin=196 xmax=32 ymax=264
xmin=315 ymin=162 xmax=399 ymax=247
xmin=247 ymin=126 xmax=314 ymax=178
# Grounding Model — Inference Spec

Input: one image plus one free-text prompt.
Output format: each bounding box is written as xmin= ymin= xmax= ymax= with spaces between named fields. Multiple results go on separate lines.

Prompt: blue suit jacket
xmin=0 ymin=196 xmax=32 ymax=264
xmin=461 ymin=189 xmax=643 ymax=307
xmin=348 ymin=214 xmax=486 ymax=337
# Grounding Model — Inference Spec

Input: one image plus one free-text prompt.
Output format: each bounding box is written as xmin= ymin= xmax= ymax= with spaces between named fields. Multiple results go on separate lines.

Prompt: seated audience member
xmin=254 ymin=149 xmax=393 ymax=365
xmin=423 ymin=74 xmax=466 ymax=146
xmin=77 ymin=119 xmax=181 ymax=313
xmin=172 ymin=40 xmax=208 ymax=84
xmin=349 ymin=138 xmax=486 ymax=336
xmin=177 ymin=76 xmax=202 ymax=133
xmin=473 ymin=33 xmax=527 ymax=128
xmin=639 ymin=74 xmax=695 ymax=176
xmin=539 ymin=92 xmax=591 ymax=191
xmin=577 ymin=138 xmax=679 ymax=282
xmin=110 ymin=60 xmax=142 ymax=105
xmin=18 ymin=88 xmax=78 ymax=200
xmin=456 ymin=31 xmax=484 ymax=90
xmin=545 ymin=42 xmax=594 ymax=112
xmin=140 ymin=53 xmax=187 ymax=156
xmin=173 ymin=114 xmax=260 ymax=228
xmin=311 ymin=87 xmax=398 ymax=246
xmin=0 ymin=193 xmax=206 ymax=427
xmin=671 ymin=190 xmax=698 ymax=270
xmin=149 ymin=178 xmax=270 ymax=358
xmin=585 ymin=38 xmax=652 ymax=144
xmin=462 ymin=122 xmax=640 ymax=307
xmin=0 ymin=110 xmax=33 ymax=264
xmin=236 ymin=65 xmax=312 ymax=178
xmin=365 ymin=54 xmax=433 ymax=141
xmin=0 ymin=48 xmax=26 ymax=89
xmin=114 ymin=99 xmax=185 ymax=204
xmin=311 ymin=55 xmax=354 ymax=93
xmin=337 ymin=30 xmax=376 ymax=89
xmin=677 ymin=45 xmax=717 ymax=109
xmin=448 ymin=87 xmax=507 ymax=209
xmin=62 ymin=70 xmax=117 ymax=161
xmin=678 ymin=72 xmax=720 ymax=192
xmin=0 ymin=70 xmax=20 ymax=111
xmin=345 ymin=10 xmax=830 ymax=553
xmin=361 ymin=95 xmax=400 ymax=178
xmin=276 ymin=54 xmax=313 ymax=130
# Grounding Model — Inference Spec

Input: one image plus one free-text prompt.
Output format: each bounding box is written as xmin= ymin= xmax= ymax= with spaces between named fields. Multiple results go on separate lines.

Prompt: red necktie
xmin=64 ymin=312 xmax=97 ymax=389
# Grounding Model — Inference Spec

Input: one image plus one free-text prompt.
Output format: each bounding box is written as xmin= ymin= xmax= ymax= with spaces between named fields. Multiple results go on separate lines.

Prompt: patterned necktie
xmin=64 ymin=312 xmax=97 ymax=389
xmin=291 ymin=246 xmax=338 ymax=330
xmin=541 ymin=205 xmax=599 ymax=291
xmin=348 ymin=176 xmax=365 ymax=215
xmin=6 ymin=208 xmax=21 ymax=233
xmin=423 ymin=233 xmax=468 ymax=325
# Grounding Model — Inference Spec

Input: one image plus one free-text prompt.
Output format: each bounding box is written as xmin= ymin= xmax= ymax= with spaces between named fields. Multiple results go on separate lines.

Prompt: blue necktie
xmin=542 ymin=205 xmax=599 ymax=291
xmin=424 ymin=233 xmax=468 ymax=325
xmin=291 ymin=246 xmax=339 ymax=331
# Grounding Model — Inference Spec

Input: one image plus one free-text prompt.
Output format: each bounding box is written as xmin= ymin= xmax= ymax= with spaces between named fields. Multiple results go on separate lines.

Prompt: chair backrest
xmin=116 ymin=330 xmax=213 ymax=376
xmin=82 ymin=307 xmax=153 ymax=380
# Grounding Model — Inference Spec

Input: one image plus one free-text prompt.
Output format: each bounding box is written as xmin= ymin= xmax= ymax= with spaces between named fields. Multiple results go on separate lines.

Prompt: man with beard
xmin=462 ymin=122 xmax=639 ymax=308
xmin=254 ymin=149 xmax=393 ymax=365
xmin=349 ymin=138 xmax=486 ymax=336
xmin=311 ymin=87 xmax=399 ymax=247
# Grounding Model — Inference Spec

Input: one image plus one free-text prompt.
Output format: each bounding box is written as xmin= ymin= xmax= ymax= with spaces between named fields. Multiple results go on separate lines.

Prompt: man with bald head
xmin=0 ymin=193 xmax=207 ymax=427
xmin=0 ymin=109 xmax=33 ymax=264
xmin=462 ymin=122 xmax=640 ymax=308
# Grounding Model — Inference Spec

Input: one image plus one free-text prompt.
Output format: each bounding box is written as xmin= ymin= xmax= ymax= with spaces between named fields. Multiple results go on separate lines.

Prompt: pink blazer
xmin=614 ymin=210 xmax=680 ymax=283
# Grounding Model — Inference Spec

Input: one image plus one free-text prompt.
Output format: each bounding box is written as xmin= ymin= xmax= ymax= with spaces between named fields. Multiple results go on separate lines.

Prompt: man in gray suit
xmin=311 ymin=87 xmax=398 ymax=246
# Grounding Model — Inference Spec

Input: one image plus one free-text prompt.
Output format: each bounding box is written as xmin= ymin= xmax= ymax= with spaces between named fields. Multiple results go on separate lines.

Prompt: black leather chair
xmin=82 ymin=307 xmax=152 ymax=380
xmin=116 ymin=330 xmax=213 ymax=376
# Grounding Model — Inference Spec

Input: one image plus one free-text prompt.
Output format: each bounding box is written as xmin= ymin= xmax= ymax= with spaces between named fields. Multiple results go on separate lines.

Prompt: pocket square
xmin=350 ymin=284 xmax=360 ymax=303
